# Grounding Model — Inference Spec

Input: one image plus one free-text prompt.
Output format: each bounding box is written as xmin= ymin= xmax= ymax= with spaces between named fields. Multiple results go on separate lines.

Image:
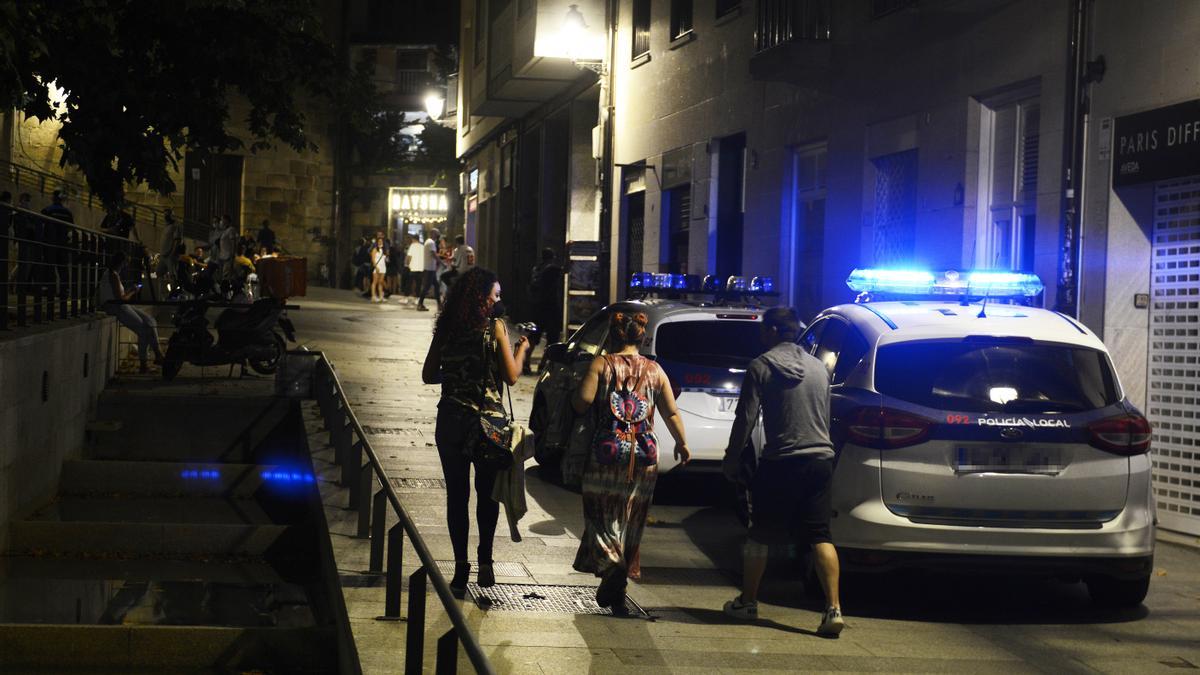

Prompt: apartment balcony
xmin=749 ymin=0 xmax=834 ymax=89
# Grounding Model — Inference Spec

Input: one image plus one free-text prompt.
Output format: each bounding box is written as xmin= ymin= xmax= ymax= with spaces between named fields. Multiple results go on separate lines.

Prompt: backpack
xmin=592 ymin=357 xmax=658 ymax=472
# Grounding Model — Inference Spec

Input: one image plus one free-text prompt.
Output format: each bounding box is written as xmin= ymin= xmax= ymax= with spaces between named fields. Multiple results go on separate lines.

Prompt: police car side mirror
xmin=544 ymin=342 xmax=568 ymax=364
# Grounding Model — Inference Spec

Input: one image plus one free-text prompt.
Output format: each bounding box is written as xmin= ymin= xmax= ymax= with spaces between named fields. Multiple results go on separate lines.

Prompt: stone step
xmin=5 ymin=521 xmax=289 ymax=557
xmin=60 ymin=459 xmax=266 ymax=498
xmin=0 ymin=624 xmax=339 ymax=672
xmin=88 ymin=395 xmax=291 ymax=463
xmin=0 ymin=575 xmax=316 ymax=627
xmin=0 ymin=555 xmax=282 ymax=585
xmin=24 ymin=496 xmax=274 ymax=526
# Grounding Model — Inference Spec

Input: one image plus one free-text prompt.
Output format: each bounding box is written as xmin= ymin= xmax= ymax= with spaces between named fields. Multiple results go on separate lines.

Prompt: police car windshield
xmin=874 ymin=340 xmax=1119 ymax=413
xmin=655 ymin=321 xmax=765 ymax=369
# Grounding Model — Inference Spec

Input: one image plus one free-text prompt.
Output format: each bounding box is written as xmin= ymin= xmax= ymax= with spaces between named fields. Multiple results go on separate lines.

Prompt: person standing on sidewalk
xmin=416 ymin=228 xmax=441 ymax=311
xmin=422 ymin=267 xmax=531 ymax=596
xmin=369 ymin=231 xmax=388 ymax=303
xmin=525 ymin=248 xmax=564 ymax=374
xmin=720 ymin=307 xmax=844 ymax=636
xmin=571 ymin=311 xmax=691 ymax=613
xmin=404 ymin=233 xmax=425 ymax=306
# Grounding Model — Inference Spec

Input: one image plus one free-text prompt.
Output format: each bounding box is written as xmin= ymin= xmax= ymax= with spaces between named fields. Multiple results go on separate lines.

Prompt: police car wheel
xmin=1085 ymin=574 xmax=1150 ymax=609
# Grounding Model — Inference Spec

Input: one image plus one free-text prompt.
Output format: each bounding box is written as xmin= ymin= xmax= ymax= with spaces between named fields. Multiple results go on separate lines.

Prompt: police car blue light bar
xmin=629 ymin=272 xmax=775 ymax=294
xmin=964 ymin=271 xmax=1045 ymax=297
xmin=847 ymin=268 xmax=1043 ymax=298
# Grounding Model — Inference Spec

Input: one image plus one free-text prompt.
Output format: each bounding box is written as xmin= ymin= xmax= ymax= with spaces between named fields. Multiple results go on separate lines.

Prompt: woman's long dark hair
xmin=434 ymin=266 xmax=498 ymax=339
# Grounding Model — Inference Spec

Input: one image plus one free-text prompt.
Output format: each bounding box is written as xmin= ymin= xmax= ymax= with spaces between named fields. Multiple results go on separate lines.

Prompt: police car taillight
xmin=1087 ymin=414 xmax=1152 ymax=456
xmin=846 ymin=407 xmax=933 ymax=449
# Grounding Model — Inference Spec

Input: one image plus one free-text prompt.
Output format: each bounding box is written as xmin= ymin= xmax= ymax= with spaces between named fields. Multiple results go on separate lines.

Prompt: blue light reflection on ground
xmin=261 ymin=470 xmax=316 ymax=484
xmin=180 ymin=469 xmax=221 ymax=480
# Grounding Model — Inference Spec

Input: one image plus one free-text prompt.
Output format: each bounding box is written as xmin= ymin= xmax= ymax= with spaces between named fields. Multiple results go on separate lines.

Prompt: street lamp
xmin=564 ymin=4 xmax=604 ymax=73
xmin=424 ymin=92 xmax=445 ymax=121
xmin=562 ymin=4 xmax=588 ymax=57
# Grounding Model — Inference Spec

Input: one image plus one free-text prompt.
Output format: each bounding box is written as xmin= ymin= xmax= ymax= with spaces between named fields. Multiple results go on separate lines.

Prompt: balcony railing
xmin=755 ymin=0 xmax=832 ymax=53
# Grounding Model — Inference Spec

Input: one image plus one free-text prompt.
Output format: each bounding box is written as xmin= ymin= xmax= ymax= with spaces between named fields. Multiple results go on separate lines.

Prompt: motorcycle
xmin=162 ymin=297 xmax=296 ymax=381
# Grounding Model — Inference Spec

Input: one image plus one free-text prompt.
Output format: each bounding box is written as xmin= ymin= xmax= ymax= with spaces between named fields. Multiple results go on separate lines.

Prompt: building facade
xmin=459 ymin=0 xmax=1200 ymax=535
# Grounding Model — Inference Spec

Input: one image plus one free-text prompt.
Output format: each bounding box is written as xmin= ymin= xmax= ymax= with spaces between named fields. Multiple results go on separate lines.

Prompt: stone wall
xmin=5 ymin=96 xmax=339 ymax=282
xmin=0 ymin=317 xmax=117 ymax=551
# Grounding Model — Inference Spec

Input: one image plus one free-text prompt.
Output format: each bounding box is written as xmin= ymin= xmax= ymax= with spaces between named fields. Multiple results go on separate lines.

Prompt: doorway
xmin=183 ymin=153 xmax=244 ymax=232
xmin=715 ymin=132 xmax=746 ymax=278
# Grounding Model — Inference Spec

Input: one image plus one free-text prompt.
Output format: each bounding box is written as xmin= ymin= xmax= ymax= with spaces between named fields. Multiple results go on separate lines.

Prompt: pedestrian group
xmin=421 ymin=264 xmax=845 ymax=637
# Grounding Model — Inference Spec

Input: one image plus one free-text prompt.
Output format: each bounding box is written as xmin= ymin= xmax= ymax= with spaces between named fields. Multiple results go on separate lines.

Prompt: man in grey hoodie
xmin=721 ymin=307 xmax=844 ymax=636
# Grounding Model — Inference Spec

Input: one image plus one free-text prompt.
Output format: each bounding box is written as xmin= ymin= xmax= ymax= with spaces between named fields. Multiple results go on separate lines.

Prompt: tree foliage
xmin=0 ymin=0 xmax=378 ymax=206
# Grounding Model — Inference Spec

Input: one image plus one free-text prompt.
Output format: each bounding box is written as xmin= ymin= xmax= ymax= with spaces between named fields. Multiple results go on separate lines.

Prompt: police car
xmin=810 ymin=269 xmax=1154 ymax=607
xmin=529 ymin=273 xmax=781 ymax=484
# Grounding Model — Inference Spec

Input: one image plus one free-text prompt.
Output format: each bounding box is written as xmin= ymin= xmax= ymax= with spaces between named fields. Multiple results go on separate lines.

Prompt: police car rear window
xmin=654 ymin=321 xmax=764 ymax=369
xmin=874 ymin=340 xmax=1119 ymax=413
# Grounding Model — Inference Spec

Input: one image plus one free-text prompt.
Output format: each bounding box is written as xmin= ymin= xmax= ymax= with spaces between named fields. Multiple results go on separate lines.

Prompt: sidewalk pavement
xmin=292 ymin=287 xmax=1200 ymax=675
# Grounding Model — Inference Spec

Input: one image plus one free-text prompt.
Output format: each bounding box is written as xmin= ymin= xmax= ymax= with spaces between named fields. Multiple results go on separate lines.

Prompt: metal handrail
xmin=1 ymin=158 xmax=210 ymax=241
xmin=306 ymin=350 xmax=495 ymax=675
xmin=2 ymin=203 xmax=142 ymax=330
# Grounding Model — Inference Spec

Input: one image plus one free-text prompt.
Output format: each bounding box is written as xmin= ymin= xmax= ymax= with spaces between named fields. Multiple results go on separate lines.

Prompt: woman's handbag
xmin=469 ymin=325 xmax=520 ymax=470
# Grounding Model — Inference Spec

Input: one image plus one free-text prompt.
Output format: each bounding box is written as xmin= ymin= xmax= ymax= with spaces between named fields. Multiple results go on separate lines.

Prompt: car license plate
xmin=955 ymin=447 xmax=1065 ymax=475
xmin=718 ymin=396 xmax=739 ymax=413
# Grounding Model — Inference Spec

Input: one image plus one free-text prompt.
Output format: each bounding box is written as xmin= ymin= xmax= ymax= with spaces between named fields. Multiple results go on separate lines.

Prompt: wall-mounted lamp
xmin=424 ymin=92 xmax=446 ymax=121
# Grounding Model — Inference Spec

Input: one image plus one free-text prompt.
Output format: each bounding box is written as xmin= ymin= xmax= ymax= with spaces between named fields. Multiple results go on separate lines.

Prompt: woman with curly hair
xmin=571 ymin=311 xmax=691 ymax=613
xmin=422 ymin=266 xmax=530 ymax=595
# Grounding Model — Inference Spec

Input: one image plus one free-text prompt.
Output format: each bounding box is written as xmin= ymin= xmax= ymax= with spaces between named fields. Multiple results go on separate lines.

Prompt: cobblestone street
xmin=292 ymin=287 xmax=1200 ymax=675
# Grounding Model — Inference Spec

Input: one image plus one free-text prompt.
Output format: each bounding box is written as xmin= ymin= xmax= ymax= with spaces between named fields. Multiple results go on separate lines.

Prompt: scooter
xmin=162 ymin=297 xmax=296 ymax=381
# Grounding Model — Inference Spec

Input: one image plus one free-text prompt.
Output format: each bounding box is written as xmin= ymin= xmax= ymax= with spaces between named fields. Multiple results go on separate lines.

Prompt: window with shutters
xmin=632 ymin=0 xmax=651 ymax=59
xmin=977 ymin=96 xmax=1040 ymax=271
xmin=671 ymin=0 xmax=694 ymax=40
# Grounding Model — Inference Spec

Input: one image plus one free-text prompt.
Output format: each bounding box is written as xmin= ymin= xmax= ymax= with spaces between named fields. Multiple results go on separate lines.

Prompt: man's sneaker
xmin=722 ymin=595 xmax=758 ymax=621
xmin=817 ymin=606 xmax=844 ymax=636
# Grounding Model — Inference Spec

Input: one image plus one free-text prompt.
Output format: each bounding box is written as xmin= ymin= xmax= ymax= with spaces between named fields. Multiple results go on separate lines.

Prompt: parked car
xmin=529 ymin=274 xmax=781 ymax=492
xmin=811 ymin=269 xmax=1155 ymax=607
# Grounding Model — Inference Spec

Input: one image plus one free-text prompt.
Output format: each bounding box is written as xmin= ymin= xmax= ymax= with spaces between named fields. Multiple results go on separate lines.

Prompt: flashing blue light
xmin=749 ymin=276 xmax=775 ymax=293
xmin=629 ymin=272 xmax=654 ymax=289
xmin=726 ymin=276 xmax=748 ymax=292
xmin=846 ymin=268 xmax=937 ymax=294
xmin=847 ymin=268 xmax=1044 ymax=299
xmin=965 ymin=271 xmax=1045 ymax=297
xmin=701 ymin=275 xmax=722 ymax=293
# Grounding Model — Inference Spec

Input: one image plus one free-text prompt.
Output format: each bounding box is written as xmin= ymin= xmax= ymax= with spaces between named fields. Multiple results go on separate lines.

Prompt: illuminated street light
xmin=562 ymin=4 xmax=588 ymax=58
xmin=424 ymin=92 xmax=445 ymax=121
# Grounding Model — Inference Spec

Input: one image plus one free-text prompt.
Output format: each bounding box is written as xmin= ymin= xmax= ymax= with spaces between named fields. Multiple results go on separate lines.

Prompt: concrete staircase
xmin=0 ymin=386 xmax=356 ymax=672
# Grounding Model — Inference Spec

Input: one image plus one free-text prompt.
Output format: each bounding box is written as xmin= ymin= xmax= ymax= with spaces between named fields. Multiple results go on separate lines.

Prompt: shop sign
xmin=1113 ymin=99 xmax=1200 ymax=187
xmin=389 ymin=187 xmax=448 ymax=222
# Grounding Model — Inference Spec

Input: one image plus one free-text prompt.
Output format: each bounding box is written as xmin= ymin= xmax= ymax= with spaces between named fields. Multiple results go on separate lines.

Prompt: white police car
xmin=529 ymin=273 xmax=780 ymax=484
xmin=810 ymin=269 xmax=1154 ymax=607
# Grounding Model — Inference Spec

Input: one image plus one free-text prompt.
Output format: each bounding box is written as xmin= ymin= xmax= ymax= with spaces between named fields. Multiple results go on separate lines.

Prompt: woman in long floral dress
xmin=571 ymin=311 xmax=691 ymax=612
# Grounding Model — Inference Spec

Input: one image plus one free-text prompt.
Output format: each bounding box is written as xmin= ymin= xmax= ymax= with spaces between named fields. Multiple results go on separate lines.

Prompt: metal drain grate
xmin=467 ymin=583 xmax=647 ymax=617
xmin=390 ymin=477 xmax=446 ymax=489
xmin=434 ymin=561 xmax=531 ymax=579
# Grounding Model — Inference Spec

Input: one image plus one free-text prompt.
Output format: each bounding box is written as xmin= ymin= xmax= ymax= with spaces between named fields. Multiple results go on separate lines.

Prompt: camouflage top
xmin=438 ymin=321 xmax=505 ymax=413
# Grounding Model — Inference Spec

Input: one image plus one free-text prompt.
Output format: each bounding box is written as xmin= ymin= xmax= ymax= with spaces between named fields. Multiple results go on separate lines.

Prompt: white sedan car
xmin=806 ymin=270 xmax=1155 ymax=607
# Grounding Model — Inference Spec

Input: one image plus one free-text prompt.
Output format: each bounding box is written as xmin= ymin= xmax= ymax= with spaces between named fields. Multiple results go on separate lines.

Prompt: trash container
xmin=258 ymin=256 xmax=308 ymax=299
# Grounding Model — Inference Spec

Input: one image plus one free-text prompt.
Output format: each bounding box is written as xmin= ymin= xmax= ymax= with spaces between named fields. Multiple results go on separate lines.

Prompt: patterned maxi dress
xmin=573 ymin=354 xmax=663 ymax=580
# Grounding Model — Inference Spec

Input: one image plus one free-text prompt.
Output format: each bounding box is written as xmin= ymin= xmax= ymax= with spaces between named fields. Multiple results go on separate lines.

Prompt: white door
xmin=1149 ymin=177 xmax=1200 ymax=536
